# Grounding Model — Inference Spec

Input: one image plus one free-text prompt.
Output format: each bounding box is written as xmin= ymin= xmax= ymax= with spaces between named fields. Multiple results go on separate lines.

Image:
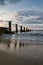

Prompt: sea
xmin=0 ymin=30 xmax=43 ymax=44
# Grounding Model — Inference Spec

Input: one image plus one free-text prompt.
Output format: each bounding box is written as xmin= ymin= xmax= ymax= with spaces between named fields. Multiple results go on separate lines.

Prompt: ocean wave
xmin=18 ymin=32 xmax=43 ymax=36
xmin=29 ymin=33 xmax=43 ymax=36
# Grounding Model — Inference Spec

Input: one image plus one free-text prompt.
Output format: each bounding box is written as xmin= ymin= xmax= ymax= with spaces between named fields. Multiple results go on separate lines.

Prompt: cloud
xmin=0 ymin=0 xmax=5 ymax=5
xmin=9 ymin=0 xmax=21 ymax=4
xmin=0 ymin=0 xmax=21 ymax=5
xmin=13 ymin=9 xmax=43 ymax=24
xmin=13 ymin=9 xmax=43 ymax=29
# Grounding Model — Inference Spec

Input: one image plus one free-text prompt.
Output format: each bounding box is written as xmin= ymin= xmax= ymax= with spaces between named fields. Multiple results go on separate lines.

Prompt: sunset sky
xmin=0 ymin=0 xmax=43 ymax=30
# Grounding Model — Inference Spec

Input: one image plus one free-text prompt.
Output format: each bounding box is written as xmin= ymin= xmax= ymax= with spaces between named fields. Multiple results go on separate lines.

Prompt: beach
xmin=0 ymin=45 xmax=43 ymax=65
xmin=0 ymin=0 xmax=43 ymax=65
xmin=0 ymin=31 xmax=43 ymax=65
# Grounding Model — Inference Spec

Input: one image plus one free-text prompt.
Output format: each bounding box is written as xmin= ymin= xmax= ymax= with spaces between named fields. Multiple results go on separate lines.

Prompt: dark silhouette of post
xmin=9 ymin=21 xmax=11 ymax=32
xmin=20 ymin=26 xmax=22 ymax=32
xmin=15 ymin=24 xmax=18 ymax=33
xmin=24 ymin=27 xmax=25 ymax=32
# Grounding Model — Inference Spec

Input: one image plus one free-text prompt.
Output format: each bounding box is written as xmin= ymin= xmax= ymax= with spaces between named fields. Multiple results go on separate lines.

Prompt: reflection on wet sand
xmin=14 ymin=40 xmax=17 ymax=48
xmin=14 ymin=33 xmax=25 ymax=48
xmin=7 ymin=39 xmax=11 ymax=48
xmin=0 ymin=34 xmax=33 ymax=50
xmin=14 ymin=40 xmax=25 ymax=48
xmin=0 ymin=34 xmax=27 ymax=50
xmin=19 ymin=41 xmax=24 ymax=48
xmin=0 ymin=34 xmax=43 ymax=50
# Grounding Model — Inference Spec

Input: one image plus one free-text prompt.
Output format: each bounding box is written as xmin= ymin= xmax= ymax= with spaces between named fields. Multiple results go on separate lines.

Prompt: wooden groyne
xmin=0 ymin=21 xmax=33 ymax=34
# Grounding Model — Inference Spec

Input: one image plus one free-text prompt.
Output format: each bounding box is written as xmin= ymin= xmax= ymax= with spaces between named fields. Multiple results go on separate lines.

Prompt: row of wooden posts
xmin=9 ymin=21 xmax=31 ymax=33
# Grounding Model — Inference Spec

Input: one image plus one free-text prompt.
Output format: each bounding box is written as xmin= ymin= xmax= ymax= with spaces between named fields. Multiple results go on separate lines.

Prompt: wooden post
xmin=24 ymin=27 xmax=25 ymax=32
xmin=15 ymin=24 xmax=18 ymax=33
xmin=20 ymin=26 xmax=22 ymax=32
xmin=9 ymin=21 xmax=11 ymax=32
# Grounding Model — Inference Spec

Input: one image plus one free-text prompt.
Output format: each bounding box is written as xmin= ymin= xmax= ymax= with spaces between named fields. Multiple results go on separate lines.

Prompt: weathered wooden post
xmin=15 ymin=24 xmax=18 ymax=33
xmin=24 ymin=27 xmax=25 ymax=32
xmin=20 ymin=26 xmax=22 ymax=33
xmin=9 ymin=21 xmax=11 ymax=32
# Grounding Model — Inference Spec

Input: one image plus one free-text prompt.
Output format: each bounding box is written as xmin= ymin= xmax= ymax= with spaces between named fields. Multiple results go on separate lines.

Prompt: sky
xmin=0 ymin=0 xmax=43 ymax=30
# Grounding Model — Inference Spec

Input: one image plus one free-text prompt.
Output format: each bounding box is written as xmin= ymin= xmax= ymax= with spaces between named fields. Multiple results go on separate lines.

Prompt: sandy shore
xmin=0 ymin=50 xmax=29 ymax=65
xmin=0 ymin=49 xmax=43 ymax=65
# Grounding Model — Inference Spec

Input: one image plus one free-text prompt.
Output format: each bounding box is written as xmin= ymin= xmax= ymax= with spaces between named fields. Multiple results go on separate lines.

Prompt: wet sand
xmin=0 ymin=48 xmax=43 ymax=65
xmin=0 ymin=50 xmax=29 ymax=65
